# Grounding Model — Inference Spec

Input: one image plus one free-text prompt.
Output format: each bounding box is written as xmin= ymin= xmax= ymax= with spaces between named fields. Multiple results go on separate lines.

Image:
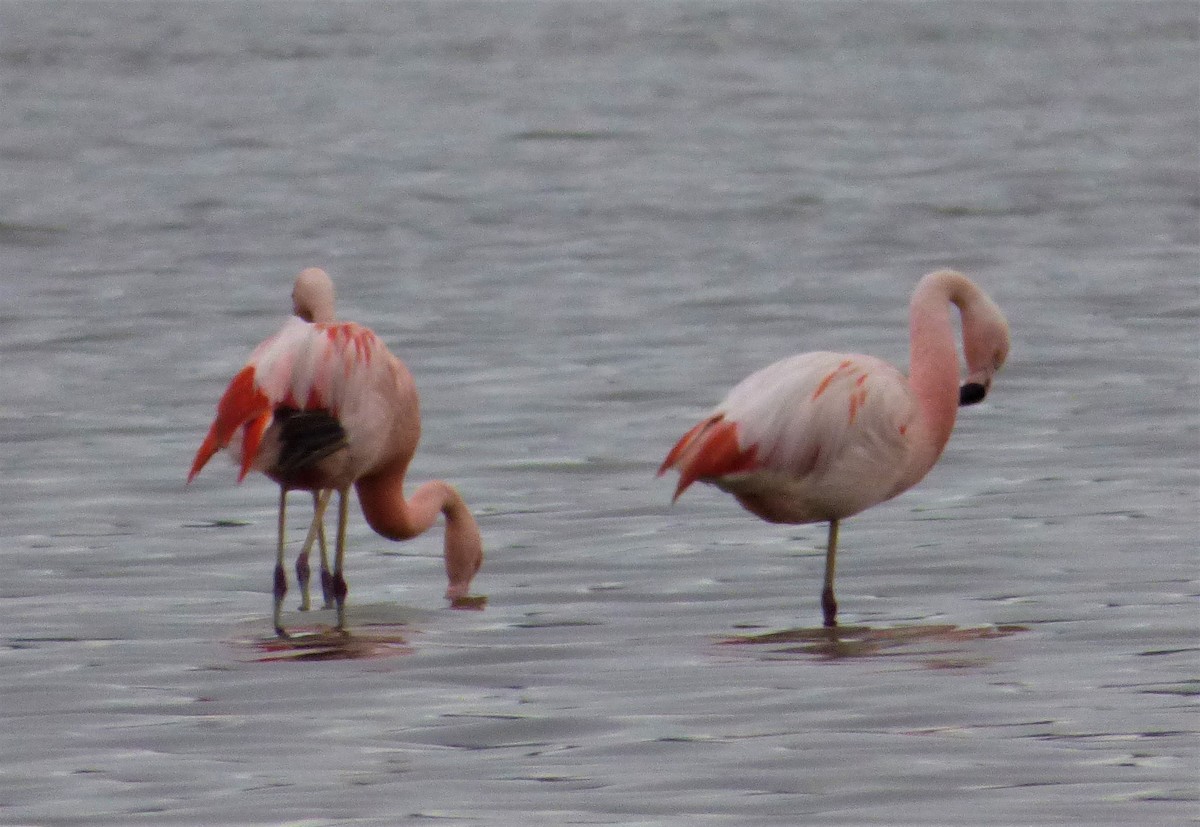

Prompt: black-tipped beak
xmin=959 ymin=382 xmax=988 ymax=406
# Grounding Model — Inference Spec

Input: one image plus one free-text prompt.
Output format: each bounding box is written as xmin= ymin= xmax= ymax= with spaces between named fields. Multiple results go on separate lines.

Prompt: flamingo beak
xmin=959 ymin=382 xmax=988 ymax=405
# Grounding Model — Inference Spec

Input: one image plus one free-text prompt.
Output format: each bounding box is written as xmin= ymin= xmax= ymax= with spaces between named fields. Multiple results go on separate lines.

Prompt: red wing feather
xmin=189 ymin=319 xmax=385 ymax=484
xmin=187 ymin=364 xmax=272 ymax=483
xmin=657 ymin=417 xmax=711 ymax=476
xmin=237 ymin=412 xmax=272 ymax=482
xmin=659 ymin=415 xmax=759 ymax=501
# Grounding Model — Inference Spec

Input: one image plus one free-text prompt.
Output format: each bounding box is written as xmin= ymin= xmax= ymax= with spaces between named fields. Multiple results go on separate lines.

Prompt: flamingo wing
xmin=661 ymin=351 xmax=918 ymax=521
xmin=188 ymin=317 xmax=396 ymax=483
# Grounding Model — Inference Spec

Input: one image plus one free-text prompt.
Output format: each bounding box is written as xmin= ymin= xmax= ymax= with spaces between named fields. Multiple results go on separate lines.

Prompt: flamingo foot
xmin=332 ymin=572 xmax=349 ymax=631
xmin=273 ymin=563 xmax=289 ymax=637
xmin=320 ymin=568 xmax=335 ymax=610
xmin=821 ymin=586 xmax=838 ymax=628
xmin=296 ymin=555 xmax=312 ymax=611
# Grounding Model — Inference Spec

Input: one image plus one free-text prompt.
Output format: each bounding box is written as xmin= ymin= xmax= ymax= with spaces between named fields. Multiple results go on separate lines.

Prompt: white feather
xmin=711 ymin=351 xmax=918 ymax=522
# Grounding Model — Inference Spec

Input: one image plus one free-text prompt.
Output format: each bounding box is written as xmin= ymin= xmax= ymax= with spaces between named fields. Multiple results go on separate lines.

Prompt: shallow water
xmin=1 ymin=1 xmax=1197 ymax=824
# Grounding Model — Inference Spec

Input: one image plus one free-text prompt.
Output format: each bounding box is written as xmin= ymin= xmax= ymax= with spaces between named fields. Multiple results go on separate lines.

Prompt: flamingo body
xmin=189 ymin=269 xmax=482 ymax=636
xmin=665 ymin=352 xmax=919 ymax=524
xmin=189 ymin=317 xmax=415 ymax=492
xmin=660 ymin=270 xmax=1010 ymax=627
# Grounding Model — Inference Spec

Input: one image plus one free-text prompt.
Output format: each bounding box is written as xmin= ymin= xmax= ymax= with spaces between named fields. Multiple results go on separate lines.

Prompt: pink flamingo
xmin=659 ymin=270 xmax=1010 ymax=628
xmin=188 ymin=268 xmax=483 ymax=637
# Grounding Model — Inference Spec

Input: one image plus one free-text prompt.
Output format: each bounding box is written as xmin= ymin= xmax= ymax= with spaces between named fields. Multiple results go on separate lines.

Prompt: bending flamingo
xmin=659 ymin=270 xmax=1010 ymax=627
xmin=189 ymin=268 xmax=483 ymax=636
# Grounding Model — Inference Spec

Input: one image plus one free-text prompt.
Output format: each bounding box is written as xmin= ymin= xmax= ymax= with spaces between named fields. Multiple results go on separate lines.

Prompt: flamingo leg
xmin=821 ymin=519 xmax=840 ymax=628
xmin=294 ymin=491 xmax=331 ymax=611
xmin=332 ymin=490 xmax=350 ymax=632
xmin=317 ymin=491 xmax=335 ymax=609
xmin=294 ymin=492 xmax=311 ymax=611
xmin=277 ymin=489 xmax=333 ymax=636
xmin=273 ymin=488 xmax=289 ymax=637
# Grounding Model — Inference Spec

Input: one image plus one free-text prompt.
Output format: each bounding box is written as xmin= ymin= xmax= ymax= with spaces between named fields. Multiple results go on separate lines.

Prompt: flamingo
xmin=658 ymin=269 xmax=1010 ymax=628
xmin=188 ymin=268 xmax=483 ymax=637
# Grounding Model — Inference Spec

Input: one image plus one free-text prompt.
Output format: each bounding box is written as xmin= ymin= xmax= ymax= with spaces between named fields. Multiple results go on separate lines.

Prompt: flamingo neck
xmin=353 ymin=468 xmax=482 ymax=601
xmin=906 ymin=271 xmax=967 ymax=479
xmin=354 ymin=464 xmax=422 ymax=538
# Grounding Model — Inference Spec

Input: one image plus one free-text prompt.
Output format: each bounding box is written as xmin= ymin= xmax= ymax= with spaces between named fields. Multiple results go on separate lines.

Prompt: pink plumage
xmin=189 ymin=269 xmax=483 ymax=636
xmin=188 ymin=318 xmax=390 ymax=485
xmin=660 ymin=270 xmax=1010 ymax=627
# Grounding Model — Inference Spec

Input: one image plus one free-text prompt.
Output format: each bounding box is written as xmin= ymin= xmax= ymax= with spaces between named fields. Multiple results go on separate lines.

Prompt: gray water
xmin=1 ymin=2 xmax=1197 ymax=824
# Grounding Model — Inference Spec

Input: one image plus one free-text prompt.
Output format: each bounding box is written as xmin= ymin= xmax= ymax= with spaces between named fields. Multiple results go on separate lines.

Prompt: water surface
xmin=1 ymin=2 xmax=1196 ymax=824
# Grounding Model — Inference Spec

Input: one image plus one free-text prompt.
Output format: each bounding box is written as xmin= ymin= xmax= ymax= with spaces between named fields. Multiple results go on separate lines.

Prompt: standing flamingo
xmin=188 ymin=268 xmax=483 ymax=636
xmin=659 ymin=270 xmax=1010 ymax=628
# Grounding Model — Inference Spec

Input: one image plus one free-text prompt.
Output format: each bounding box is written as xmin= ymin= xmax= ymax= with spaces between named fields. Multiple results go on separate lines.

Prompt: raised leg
xmin=820 ymin=519 xmax=839 ymax=628
xmin=273 ymin=488 xmax=289 ymax=637
xmin=332 ymin=489 xmax=350 ymax=632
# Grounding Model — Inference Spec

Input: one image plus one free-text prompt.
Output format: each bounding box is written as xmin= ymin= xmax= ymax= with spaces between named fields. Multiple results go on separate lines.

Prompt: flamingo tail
xmin=658 ymin=415 xmax=758 ymax=501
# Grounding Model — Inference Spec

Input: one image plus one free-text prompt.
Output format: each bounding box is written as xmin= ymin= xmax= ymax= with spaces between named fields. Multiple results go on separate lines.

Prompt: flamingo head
xmin=959 ymin=292 xmax=1010 ymax=407
xmin=292 ymin=268 xmax=336 ymax=324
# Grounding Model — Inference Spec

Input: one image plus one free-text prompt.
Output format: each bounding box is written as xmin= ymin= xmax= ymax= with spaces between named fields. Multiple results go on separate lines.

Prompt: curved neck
xmin=354 ymin=469 xmax=483 ymax=601
xmin=906 ymin=270 xmax=970 ymax=478
xmin=355 ymin=467 xmax=428 ymax=539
